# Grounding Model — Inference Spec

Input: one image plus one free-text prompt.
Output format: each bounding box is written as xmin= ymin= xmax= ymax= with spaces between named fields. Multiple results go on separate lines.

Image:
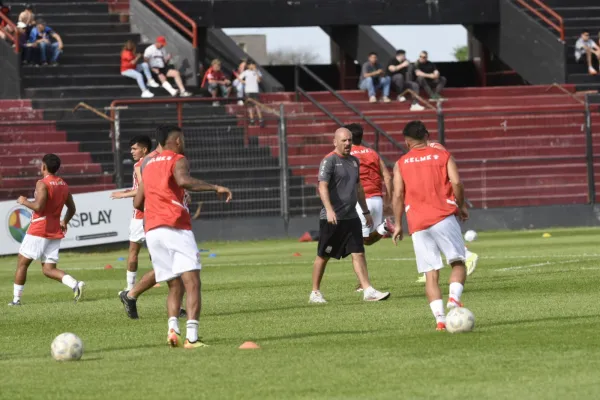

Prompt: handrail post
xmin=584 ymin=95 xmax=595 ymax=204
xmin=436 ymin=101 xmax=446 ymax=146
xmin=374 ymin=130 xmax=380 ymax=152
xmin=177 ymin=102 xmax=183 ymax=127
xmin=278 ymin=104 xmax=290 ymax=234
xmin=294 ymin=65 xmax=300 ymax=103
xmin=113 ymin=108 xmax=123 ymax=189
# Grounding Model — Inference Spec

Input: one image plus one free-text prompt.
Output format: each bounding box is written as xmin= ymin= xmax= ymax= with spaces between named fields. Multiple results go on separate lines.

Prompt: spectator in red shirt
xmin=121 ymin=40 xmax=159 ymax=98
xmin=207 ymin=59 xmax=232 ymax=106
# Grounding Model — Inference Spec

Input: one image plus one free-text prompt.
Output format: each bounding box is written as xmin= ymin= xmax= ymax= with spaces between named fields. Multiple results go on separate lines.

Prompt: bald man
xmin=309 ymin=128 xmax=391 ymax=303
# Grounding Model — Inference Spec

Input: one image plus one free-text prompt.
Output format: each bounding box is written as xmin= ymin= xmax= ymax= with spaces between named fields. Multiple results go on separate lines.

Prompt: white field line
xmin=496 ymin=259 xmax=582 ymax=272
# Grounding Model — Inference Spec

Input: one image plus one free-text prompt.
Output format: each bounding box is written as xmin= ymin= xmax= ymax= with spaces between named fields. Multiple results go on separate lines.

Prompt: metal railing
xmin=0 ymin=11 xmax=19 ymax=53
xmin=515 ymin=0 xmax=565 ymax=42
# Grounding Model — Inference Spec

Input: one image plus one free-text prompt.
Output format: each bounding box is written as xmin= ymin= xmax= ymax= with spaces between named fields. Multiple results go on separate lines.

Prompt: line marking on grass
xmin=497 ymin=259 xmax=581 ymax=272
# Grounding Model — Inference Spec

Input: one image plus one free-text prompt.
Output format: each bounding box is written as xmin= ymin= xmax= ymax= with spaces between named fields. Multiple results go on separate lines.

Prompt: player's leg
xmin=166 ymin=277 xmax=185 ymax=347
xmin=412 ymin=228 xmax=446 ymax=330
xmin=345 ymin=218 xmax=390 ymax=301
xmin=430 ymin=216 xmax=467 ymax=309
xmin=10 ymin=254 xmax=34 ymax=305
xmin=125 ymin=219 xmax=145 ymax=291
xmin=310 ymin=220 xmax=334 ymax=303
xmin=362 ymin=197 xmax=391 ymax=246
xmin=40 ymin=239 xmax=85 ymax=302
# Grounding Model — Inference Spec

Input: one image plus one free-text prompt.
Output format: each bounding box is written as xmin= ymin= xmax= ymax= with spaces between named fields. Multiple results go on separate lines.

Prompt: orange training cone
xmin=239 ymin=341 xmax=260 ymax=349
xmin=299 ymin=232 xmax=312 ymax=242
xmin=104 ymin=264 xmax=113 ymax=270
xmin=153 ymin=283 xmax=161 ymax=288
xmin=293 ymin=252 xmax=301 ymax=257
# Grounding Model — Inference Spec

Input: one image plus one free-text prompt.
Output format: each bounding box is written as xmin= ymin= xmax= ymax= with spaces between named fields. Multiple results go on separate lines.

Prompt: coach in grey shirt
xmin=308 ymin=127 xmax=391 ymax=304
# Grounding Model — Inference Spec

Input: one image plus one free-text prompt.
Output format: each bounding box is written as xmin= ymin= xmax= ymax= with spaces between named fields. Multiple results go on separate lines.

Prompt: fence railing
xmin=0 ymin=10 xmax=19 ymax=53
xmin=515 ymin=0 xmax=565 ymax=42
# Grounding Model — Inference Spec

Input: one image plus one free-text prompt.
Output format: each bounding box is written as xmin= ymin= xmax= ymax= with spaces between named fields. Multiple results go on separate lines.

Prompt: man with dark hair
xmin=110 ymin=135 xmax=152 ymax=291
xmin=346 ymin=123 xmax=395 ymax=248
xmin=387 ymin=49 xmax=424 ymax=111
xmin=9 ymin=154 xmax=84 ymax=306
xmin=414 ymin=51 xmax=446 ymax=100
xmin=28 ymin=19 xmax=63 ymax=66
xmin=392 ymin=121 xmax=468 ymax=331
xmin=575 ymin=31 xmax=600 ymax=75
xmin=126 ymin=126 xmax=232 ymax=348
xmin=359 ymin=52 xmax=391 ymax=103
xmin=309 ymin=127 xmax=390 ymax=304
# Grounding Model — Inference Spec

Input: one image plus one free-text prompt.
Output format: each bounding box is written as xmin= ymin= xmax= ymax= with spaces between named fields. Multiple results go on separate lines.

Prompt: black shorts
xmin=317 ymin=218 xmax=365 ymax=260
xmin=152 ymin=65 xmax=174 ymax=79
xmin=245 ymin=92 xmax=260 ymax=101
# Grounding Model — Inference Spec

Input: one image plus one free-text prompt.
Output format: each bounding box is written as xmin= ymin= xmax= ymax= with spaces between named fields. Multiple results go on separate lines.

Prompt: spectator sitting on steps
xmin=387 ymin=49 xmax=424 ymax=111
xmin=121 ymin=40 xmax=159 ymax=98
xmin=240 ymin=60 xmax=264 ymax=127
xmin=28 ymin=19 xmax=62 ymax=66
xmin=143 ymin=36 xmax=192 ymax=97
xmin=207 ymin=59 xmax=232 ymax=106
xmin=575 ymin=31 xmax=600 ymax=75
xmin=359 ymin=52 xmax=391 ymax=103
xmin=18 ymin=4 xmax=35 ymax=32
xmin=414 ymin=51 xmax=446 ymax=100
xmin=17 ymin=22 xmax=33 ymax=63
xmin=232 ymin=58 xmax=247 ymax=106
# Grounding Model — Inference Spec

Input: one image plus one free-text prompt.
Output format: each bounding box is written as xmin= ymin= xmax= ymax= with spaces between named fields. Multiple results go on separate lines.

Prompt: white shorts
xmin=129 ymin=218 xmax=145 ymax=243
xmin=19 ymin=234 xmax=61 ymax=264
xmin=356 ymin=196 xmax=384 ymax=237
xmin=411 ymin=215 xmax=465 ymax=274
xmin=146 ymin=227 xmax=201 ymax=283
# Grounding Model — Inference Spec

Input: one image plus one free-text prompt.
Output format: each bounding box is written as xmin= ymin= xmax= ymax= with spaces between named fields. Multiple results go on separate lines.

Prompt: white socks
xmin=168 ymin=317 xmax=180 ymax=335
xmin=126 ymin=271 xmax=137 ymax=291
xmin=376 ymin=222 xmax=387 ymax=236
xmin=162 ymin=81 xmax=177 ymax=96
xmin=429 ymin=299 xmax=446 ymax=324
xmin=13 ymin=284 xmax=24 ymax=303
xmin=449 ymin=282 xmax=464 ymax=302
xmin=186 ymin=320 xmax=199 ymax=343
xmin=465 ymin=248 xmax=472 ymax=258
xmin=61 ymin=275 xmax=78 ymax=290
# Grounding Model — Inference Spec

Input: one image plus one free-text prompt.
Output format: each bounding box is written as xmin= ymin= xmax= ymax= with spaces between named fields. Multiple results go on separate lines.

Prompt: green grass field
xmin=1 ymin=228 xmax=600 ymax=400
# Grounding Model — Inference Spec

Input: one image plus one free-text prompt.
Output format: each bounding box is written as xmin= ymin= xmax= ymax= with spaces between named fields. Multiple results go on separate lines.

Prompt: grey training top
xmin=318 ymin=152 xmax=360 ymax=220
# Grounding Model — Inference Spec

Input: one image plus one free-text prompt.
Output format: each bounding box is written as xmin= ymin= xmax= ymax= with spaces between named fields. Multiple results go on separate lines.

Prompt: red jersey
xmin=428 ymin=141 xmax=446 ymax=151
xmin=132 ymin=158 xmax=144 ymax=219
xmin=350 ymin=145 xmax=383 ymax=198
xmin=398 ymin=146 xmax=457 ymax=234
xmin=141 ymin=150 xmax=191 ymax=232
xmin=27 ymin=175 xmax=69 ymax=239
xmin=120 ymin=50 xmax=135 ymax=73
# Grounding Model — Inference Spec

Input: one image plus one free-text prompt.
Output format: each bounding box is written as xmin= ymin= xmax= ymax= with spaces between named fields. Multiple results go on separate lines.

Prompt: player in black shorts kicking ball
xmin=309 ymin=127 xmax=391 ymax=303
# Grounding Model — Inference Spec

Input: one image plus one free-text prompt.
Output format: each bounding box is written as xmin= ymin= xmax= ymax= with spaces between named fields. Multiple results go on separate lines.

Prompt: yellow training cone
xmin=542 ymin=233 xmax=552 ymax=238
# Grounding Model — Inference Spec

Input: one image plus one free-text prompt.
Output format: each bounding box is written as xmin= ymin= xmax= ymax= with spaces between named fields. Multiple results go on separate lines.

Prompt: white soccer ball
xmin=51 ymin=333 xmax=84 ymax=361
xmin=446 ymin=307 xmax=475 ymax=333
xmin=464 ymin=230 xmax=478 ymax=242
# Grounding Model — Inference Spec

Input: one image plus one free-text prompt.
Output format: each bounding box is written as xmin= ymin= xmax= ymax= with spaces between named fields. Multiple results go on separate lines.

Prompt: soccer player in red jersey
xmin=9 ymin=154 xmax=85 ymax=306
xmin=110 ymin=135 xmax=151 ymax=291
xmin=346 ymin=123 xmax=395 ymax=245
xmin=125 ymin=125 xmax=232 ymax=348
xmin=391 ymin=121 xmax=468 ymax=331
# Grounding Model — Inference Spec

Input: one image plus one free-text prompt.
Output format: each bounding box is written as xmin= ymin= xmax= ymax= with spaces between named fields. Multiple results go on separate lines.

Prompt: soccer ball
xmin=464 ymin=230 xmax=478 ymax=242
xmin=446 ymin=307 xmax=475 ymax=333
xmin=51 ymin=333 xmax=84 ymax=361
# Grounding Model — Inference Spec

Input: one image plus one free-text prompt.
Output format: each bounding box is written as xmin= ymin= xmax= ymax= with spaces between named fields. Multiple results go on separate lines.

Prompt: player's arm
xmin=60 ymin=193 xmax=76 ymax=233
xmin=447 ymin=157 xmax=468 ymax=221
xmin=379 ymin=158 xmax=393 ymax=205
xmin=133 ymin=180 xmax=145 ymax=211
xmin=173 ymin=158 xmax=232 ymax=202
xmin=357 ymin=182 xmax=373 ymax=228
xmin=392 ymin=162 xmax=405 ymax=244
xmin=17 ymin=181 xmax=47 ymax=212
xmin=318 ymin=156 xmax=337 ymax=224
xmin=110 ymin=166 xmax=142 ymax=199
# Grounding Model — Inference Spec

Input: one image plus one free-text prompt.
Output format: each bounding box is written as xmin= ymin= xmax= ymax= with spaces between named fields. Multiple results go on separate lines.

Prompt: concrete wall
xmin=0 ymin=40 xmax=21 ymax=99
xmin=190 ymin=204 xmax=600 ymax=241
xmin=228 ymin=34 xmax=268 ymax=65
xmin=130 ymin=0 xmax=198 ymax=87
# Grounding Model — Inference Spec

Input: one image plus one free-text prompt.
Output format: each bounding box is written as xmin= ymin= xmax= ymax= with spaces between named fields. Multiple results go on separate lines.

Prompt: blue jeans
xmin=39 ymin=41 xmax=61 ymax=63
xmin=122 ymin=63 xmax=153 ymax=91
xmin=208 ymin=82 xmax=229 ymax=96
xmin=359 ymin=76 xmax=391 ymax=98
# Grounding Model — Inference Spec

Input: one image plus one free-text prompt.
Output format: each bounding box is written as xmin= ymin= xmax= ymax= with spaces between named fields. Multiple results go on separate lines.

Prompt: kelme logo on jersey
xmin=6 ymin=206 xmax=32 ymax=244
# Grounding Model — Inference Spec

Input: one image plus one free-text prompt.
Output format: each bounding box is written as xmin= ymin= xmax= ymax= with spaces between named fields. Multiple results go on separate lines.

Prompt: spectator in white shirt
xmin=232 ymin=59 xmax=247 ymax=106
xmin=240 ymin=60 xmax=263 ymax=127
xmin=143 ymin=36 xmax=191 ymax=97
xmin=575 ymin=31 xmax=600 ymax=75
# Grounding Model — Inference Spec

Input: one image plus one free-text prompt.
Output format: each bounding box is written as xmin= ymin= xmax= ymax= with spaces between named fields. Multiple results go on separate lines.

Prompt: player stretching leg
xmin=309 ymin=127 xmax=390 ymax=304
xmin=392 ymin=121 xmax=468 ymax=331
xmin=110 ymin=135 xmax=151 ymax=291
xmin=123 ymin=125 xmax=232 ymax=348
xmin=118 ymin=135 xmax=186 ymax=318
xmin=415 ymin=139 xmax=478 ymax=284
xmin=9 ymin=154 xmax=85 ymax=306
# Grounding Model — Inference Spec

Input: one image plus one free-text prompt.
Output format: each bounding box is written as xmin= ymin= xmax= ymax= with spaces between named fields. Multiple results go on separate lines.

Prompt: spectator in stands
xmin=207 ymin=59 xmax=232 ymax=106
xmin=240 ymin=60 xmax=264 ymax=127
xmin=17 ymin=22 xmax=33 ymax=63
xmin=121 ymin=40 xmax=159 ymax=98
xmin=359 ymin=52 xmax=391 ymax=103
xmin=414 ymin=51 xmax=446 ymax=100
xmin=575 ymin=31 xmax=600 ymax=75
xmin=28 ymin=20 xmax=62 ymax=66
xmin=18 ymin=4 xmax=35 ymax=31
xmin=387 ymin=49 xmax=424 ymax=111
xmin=232 ymin=59 xmax=248 ymax=106
xmin=143 ymin=36 xmax=192 ymax=97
